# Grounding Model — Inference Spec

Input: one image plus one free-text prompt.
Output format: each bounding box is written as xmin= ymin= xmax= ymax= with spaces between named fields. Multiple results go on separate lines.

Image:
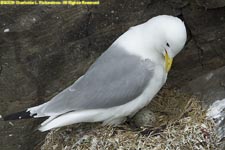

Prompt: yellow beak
xmin=165 ymin=52 xmax=173 ymax=72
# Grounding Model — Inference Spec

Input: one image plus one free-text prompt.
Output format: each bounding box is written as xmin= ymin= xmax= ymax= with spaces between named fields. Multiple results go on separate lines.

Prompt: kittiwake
xmin=3 ymin=15 xmax=187 ymax=132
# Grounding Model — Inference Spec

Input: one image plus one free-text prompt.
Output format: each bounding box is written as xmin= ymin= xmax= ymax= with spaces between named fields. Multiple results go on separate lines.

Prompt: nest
xmin=41 ymin=88 xmax=221 ymax=150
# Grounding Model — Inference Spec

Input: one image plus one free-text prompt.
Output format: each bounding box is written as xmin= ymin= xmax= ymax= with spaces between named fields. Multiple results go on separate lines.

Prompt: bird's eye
xmin=166 ymin=43 xmax=170 ymax=47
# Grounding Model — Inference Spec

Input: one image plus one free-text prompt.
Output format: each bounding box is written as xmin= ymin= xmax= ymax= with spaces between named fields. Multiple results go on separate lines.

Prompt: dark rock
xmin=168 ymin=1 xmax=225 ymax=87
xmin=183 ymin=66 xmax=225 ymax=107
xmin=196 ymin=0 xmax=225 ymax=9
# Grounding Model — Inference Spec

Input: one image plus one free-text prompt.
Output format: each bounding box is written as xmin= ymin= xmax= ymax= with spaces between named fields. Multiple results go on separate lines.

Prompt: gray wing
xmin=41 ymin=45 xmax=155 ymax=115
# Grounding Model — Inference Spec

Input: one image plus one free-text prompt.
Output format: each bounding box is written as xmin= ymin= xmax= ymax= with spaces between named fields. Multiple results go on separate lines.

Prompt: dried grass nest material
xmin=41 ymin=88 xmax=221 ymax=150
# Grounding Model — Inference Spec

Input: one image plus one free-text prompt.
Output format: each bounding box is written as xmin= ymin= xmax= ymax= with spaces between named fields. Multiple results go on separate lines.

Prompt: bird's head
xmin=148 ymin=15 xmax=187 ymax=72
xmin=114 ymin=15 xmax=187 ymax=73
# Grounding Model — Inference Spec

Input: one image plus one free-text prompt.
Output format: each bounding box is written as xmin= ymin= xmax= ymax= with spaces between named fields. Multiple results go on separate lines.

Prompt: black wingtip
xmin=3 ymin=110 xmax=37 ymax=121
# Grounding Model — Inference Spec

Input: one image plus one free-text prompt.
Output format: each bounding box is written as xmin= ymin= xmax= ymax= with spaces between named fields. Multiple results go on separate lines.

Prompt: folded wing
xmin=31 ymin=45 xmax=155 ymax=117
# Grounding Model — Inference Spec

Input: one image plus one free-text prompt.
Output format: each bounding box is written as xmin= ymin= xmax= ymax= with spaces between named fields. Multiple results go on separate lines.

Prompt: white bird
xmin=3 ymin=15 xmax=187 ymax=132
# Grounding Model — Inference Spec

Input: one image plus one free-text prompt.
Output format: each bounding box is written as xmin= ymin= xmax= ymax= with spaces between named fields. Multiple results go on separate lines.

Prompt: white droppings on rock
xmin=9 ymin=134 xmax=13 ymax=137
xmin=9 ymin=122 xmax=14 ymax=126
xmin=207 ymin=98 xmax=225 ymax=140
xmin=4 ymin=28 xmax=10 ymax=32
xmin=205 ymin=72 xmax=213 ymax=80
xmin=207 ymin=98 xmax=225 ymax=122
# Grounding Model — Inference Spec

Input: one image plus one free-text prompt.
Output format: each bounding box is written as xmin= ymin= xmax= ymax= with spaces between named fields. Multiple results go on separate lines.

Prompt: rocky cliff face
xmin=0 ymin=1 xmax=225 ymax=149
